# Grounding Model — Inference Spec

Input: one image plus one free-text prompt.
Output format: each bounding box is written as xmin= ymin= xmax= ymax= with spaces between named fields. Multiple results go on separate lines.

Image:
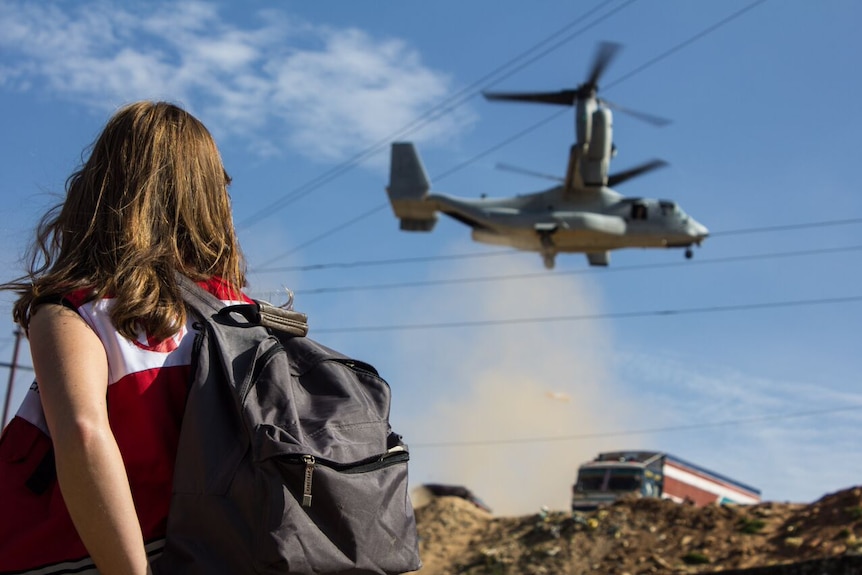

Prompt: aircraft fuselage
xmin=428 ymin=185 xmax=708 ymax=255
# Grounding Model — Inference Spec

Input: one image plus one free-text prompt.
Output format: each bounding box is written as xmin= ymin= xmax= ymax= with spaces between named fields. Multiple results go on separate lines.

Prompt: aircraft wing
xmin=550 ymin=212 xmax=626 ymax=236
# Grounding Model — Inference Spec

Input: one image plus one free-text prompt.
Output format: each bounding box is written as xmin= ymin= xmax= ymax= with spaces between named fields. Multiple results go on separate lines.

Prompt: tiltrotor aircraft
xmin=386 ymin=43 xmax=709 ymax=269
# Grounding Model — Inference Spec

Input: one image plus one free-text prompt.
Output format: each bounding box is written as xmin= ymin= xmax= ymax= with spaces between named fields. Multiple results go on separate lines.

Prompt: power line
xmin=252 ymin=0 xmax=771 ymax=263
xmin=709 ymin=218 xmax=862 ymax=237
xmin=602 ymin=0 xmax=768 ymax=91
xmin=257 ymin=248 xmax=515 ymax=274
xmin=1 ymin=329 xmax=25 ymax=427
xmin=258 ymin=204 xmax=390 ymax=266
xmin=251 ymin=216 xmax=862 ymax=274
xmin=0 ymin=363 xmax=32 ymax=372
xmin=311 ymin=295 xmax=862 ymax=334
xmin=410 ymin=404 xmax=862 ymax=448
xmin=238 ymin=0 xmax=636 ymax=230
xmin=261 ymin=245 xmax=862 ymax=296
xmin=254 ymin=109 xmax=568 ymax=268
xmin=247 ymin=0 xmax=641 ymax=266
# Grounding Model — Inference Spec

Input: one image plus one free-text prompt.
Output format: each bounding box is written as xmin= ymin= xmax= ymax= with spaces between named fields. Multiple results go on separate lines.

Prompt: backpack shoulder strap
xmin=176 ymin=274 xmax=224 ymax=319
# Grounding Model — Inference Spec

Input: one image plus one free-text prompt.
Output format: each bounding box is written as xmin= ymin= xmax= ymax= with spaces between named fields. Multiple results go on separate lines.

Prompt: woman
xmin=0 ymin=101 xmax=249 ymax=574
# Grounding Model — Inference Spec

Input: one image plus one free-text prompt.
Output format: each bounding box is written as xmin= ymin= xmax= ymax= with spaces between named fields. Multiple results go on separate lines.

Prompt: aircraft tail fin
xmin=387 ymin=142 xmax=438 ymax=231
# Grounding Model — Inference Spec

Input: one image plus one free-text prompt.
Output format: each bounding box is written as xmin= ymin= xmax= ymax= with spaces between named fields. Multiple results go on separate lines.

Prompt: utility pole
xmin=2 ymin=328 xmax=25 ymax=428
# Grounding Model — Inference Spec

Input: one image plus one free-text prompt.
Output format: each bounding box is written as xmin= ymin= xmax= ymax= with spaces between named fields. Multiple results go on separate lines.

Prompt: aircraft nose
xmin=689 ymin=220 xmax=709 ymax=239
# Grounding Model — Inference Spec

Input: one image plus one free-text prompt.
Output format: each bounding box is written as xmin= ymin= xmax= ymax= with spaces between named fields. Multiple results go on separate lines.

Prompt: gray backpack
xmin=153 ymin=277 xmax=421 ymax=574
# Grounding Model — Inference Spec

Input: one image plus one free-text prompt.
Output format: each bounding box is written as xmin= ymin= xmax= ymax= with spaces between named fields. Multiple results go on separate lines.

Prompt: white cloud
xmin=0 ymin=1 xmax=475 ymax=162
xmin=267 ymin=28 xmax=461 ymax=161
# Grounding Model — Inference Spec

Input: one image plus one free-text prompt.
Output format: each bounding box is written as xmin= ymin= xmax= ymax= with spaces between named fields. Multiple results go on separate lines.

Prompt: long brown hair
xmin=3 ymin=101 xmax=247 ymax=341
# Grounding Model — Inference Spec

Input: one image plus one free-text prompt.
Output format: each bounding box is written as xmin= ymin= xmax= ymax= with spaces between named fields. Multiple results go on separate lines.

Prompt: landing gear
xmin=538 ymin=228 xmax=557 ymax=270
xmin=685 ymin=248 xmax=693 ymax=259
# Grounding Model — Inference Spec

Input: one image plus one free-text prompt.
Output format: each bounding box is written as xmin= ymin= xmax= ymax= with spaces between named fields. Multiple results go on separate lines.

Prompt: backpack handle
xmin=176 ymin=274 xmax=308 ymax=337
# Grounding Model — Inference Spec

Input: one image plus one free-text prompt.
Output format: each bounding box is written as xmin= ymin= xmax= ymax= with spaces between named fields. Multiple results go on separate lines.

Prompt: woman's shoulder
xmin=36 ymin=279 xmax=250 ymax=311
xmin=197 ymin=277 xmax=253 ymax=304
xmin=30 ymin=288 xmax=93 ymax=312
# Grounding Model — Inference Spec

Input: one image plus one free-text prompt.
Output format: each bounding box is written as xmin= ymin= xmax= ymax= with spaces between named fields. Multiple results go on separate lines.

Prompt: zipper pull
xmin=302 ymin=455 xmax=315 ymax=507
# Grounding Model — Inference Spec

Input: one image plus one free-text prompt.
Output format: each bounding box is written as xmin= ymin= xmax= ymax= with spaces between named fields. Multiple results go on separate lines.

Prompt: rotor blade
xmin=607 ymin=159 xmax=668 ymax=187
xmin=482 ymin=89 xmax=578 ymax=107
xmin=496 ymin=162 xmax=564 ymax=183
xmin=601 ymin=99 xmax=672 ymax=126
xmin=585 ymin=42 xmax=622 ymax=89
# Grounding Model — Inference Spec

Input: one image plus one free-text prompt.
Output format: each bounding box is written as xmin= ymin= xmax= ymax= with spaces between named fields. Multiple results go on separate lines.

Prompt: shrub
xmin=737 ymin=518 xmax=766 ymax=534
xmin=682 ymin=551 xmax=710 ymax=565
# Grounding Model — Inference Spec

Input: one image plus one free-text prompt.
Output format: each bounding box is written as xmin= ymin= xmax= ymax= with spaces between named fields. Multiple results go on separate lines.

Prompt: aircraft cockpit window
xmin=630 ymin=202 xmax=647 ymax=221
xmin=659 ymin=200 xmax=677 ymax=216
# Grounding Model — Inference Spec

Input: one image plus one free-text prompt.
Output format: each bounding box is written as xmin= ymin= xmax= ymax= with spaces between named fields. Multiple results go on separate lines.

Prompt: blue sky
xmin=1 ymin=0 xmax=860 ymax=514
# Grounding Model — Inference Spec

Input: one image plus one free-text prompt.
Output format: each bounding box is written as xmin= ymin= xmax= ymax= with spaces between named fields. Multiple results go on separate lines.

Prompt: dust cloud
xmin=395 ymin=253 xmax=644 ymax=516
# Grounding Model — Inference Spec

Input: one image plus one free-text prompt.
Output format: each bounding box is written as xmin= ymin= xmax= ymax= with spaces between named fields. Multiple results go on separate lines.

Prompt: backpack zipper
xmin=285 ymin=448 xmax=409 ymax=508
xmin=240 ymin=340 xmax=285 ymax=405
xmin=242 ymin=347 xmax=382 ymax=405
xmin=301 ymin=455 xmax=315 ymax=507
xmin=332 ymin=358 xmax=380 ymax=377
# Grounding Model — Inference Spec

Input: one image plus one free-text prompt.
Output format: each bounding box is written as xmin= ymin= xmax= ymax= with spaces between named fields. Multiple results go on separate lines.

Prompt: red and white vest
xmin=0 ymin=278 xmax=250 ymax=574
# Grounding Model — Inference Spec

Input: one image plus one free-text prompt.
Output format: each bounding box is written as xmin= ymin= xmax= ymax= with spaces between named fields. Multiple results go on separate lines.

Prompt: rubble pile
xmin=413 ymin=487 xmax=862 ymax=574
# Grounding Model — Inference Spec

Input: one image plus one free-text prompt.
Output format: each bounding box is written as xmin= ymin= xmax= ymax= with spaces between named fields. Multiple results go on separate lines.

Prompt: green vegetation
xmin=737 ymin=518 xmax=766 ymax=534
xmin=682 ymin=551 xmax=711 ymax=565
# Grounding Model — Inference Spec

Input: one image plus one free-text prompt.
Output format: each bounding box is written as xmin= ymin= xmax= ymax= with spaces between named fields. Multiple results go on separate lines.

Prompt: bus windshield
xmin=607 ymin=468 xmax=643 ymax=491
xmin=576 ymin=467 xmax=644 ymax=492
xmin=575 ymin=469 xmax=605 ymax=491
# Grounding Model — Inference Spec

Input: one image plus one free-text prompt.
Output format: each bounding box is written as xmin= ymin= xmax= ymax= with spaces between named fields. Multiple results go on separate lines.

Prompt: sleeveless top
xmin=0 ymin=278 xmax=250 ymax=574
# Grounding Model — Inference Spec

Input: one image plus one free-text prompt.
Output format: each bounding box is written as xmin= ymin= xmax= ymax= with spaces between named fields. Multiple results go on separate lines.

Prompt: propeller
xmin=607 ymin=159 xmax=668 ymax=187
xmin=601 ymin=100 xmax=671 ymax=127
xmin=495 ymin=162 xmax=563 ymax=183
xmin=498 ymin=159 xmax=668 ymax=188
xmin=483 ymin=42 xmax=670 ymax=127
xmin=585 ymin=41 xmax=621 ymax=93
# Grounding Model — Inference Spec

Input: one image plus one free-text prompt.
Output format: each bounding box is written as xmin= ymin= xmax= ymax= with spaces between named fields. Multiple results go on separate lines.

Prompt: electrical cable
xmin=254 ymin=109 xmax=568 ymax=267
xmin=251 ymin=216 xmax=862 ymax=274
xmin=237 ymin=0 xmax=636 ymax=230
xmin=410 ymin=404 xmax=862 ymax=448
xmin=252 ymin=0 xmax=772 ymax=263
xmin=0 ymin=362 xmax=32 ymax=372
xmin=709 ymin=218 xmax=862 ymax=237
xmin=257 ymin=248 xmax=514 ymax=273
xmin=263 ymin=245 xmax=862 ymax=296
xmin=310 ymin=295 xmax=862 ymax=334
xmin=602 ymin=0 xmax=768 ymax=91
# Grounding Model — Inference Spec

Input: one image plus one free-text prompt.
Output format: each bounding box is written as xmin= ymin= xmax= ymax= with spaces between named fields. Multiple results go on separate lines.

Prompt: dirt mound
xmin=414 ymin=495 xmax=493 ymax=574
xmin=413 ymin=486 xmax=862 ymax=574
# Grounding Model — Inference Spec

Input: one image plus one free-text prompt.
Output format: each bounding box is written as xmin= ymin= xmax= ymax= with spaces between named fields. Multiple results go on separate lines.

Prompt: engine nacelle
xmin=575 ymin=97 xmax=598 ymax=148
xmin=581 ymin=108 xmax=613 ymax=187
